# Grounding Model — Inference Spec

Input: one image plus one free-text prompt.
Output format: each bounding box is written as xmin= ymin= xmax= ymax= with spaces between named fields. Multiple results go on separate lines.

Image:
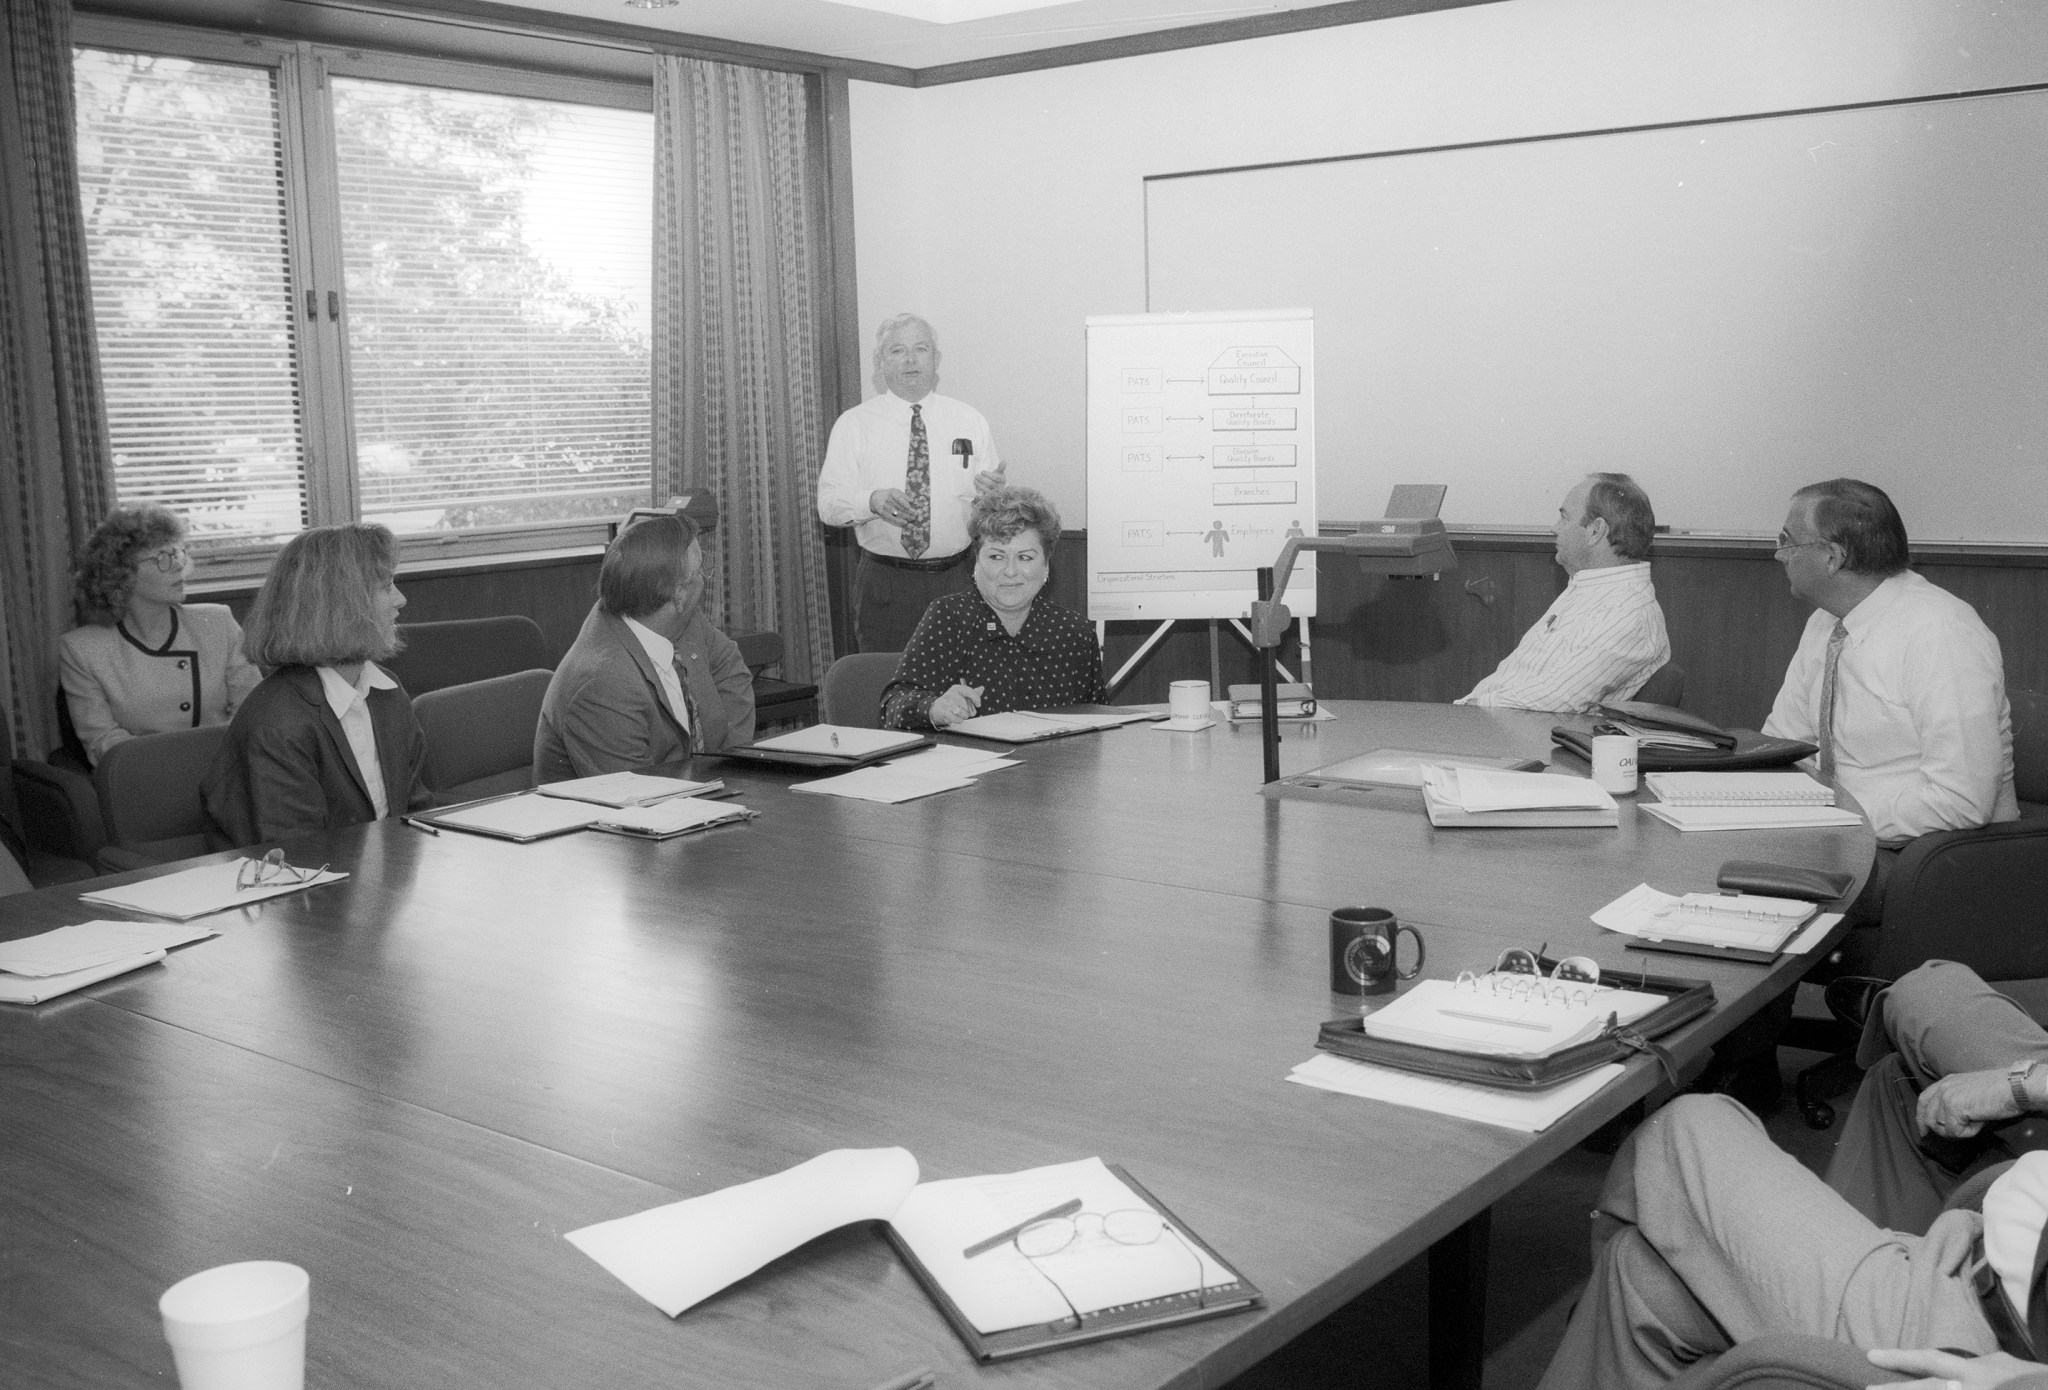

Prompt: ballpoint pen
xmin=865 ymin=1368 xmax=934 ymax=1390
xmin=961 ymin=1197 xmax=1082 ymax=1258
xmin=403 ymin=817 xmax=440 ymax=836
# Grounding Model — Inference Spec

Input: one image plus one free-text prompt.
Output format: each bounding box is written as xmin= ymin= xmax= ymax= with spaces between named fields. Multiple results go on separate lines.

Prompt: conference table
xmin=0 ymin=701 xmax=1873 ymax=1390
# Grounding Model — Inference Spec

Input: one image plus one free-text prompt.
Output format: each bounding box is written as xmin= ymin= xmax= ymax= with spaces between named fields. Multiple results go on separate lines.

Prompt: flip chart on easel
xmin=1085 ymin=310 xmax=1318 ymax=622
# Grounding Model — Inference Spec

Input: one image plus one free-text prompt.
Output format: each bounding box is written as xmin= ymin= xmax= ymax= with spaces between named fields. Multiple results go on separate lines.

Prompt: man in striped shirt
xmin=1456 ymin=473 xmax=1670 ymax=713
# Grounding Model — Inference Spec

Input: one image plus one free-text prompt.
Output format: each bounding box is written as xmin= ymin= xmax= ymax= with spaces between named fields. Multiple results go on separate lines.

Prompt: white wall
xmin=846 ymin=0 xmax=2048 ymax=527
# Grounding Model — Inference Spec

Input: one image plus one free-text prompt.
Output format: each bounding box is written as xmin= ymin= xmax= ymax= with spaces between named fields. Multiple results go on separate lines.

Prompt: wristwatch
xmin=2009 ymin=1060 xmax=2041 ymax=1112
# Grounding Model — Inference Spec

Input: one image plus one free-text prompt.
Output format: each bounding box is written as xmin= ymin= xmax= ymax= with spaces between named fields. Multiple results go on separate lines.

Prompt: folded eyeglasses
xmin=235 ymin=848 xmax=328 ymax=892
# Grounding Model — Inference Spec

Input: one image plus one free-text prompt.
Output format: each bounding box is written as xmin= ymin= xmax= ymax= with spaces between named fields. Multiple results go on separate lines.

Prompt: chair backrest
xmin=819 ymin=653 xmax=903 ymax=729
xmin=733 ymin=630 xmax=783 ymax=674
xmin=2011 ymin=688 xmax=2048 ymax=806
xmin=382 ymin=617 xmax=550 ymax=698
xmin=1633 ymin=662 xmax=1685 ymax=709
xmin=412 ymin=669 xmax=551 ymax=804
xmin=94 ymin=725 xmax=230 ymax=863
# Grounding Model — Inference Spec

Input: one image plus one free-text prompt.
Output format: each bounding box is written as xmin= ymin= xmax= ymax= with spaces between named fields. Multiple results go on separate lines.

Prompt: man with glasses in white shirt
xmin=1763 ymin=478 xmax=2016 ymax=855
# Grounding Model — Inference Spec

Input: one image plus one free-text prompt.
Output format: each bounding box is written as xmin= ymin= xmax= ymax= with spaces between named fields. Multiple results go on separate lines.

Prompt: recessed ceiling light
xmin=623 ymin=0 xmax=679 ymax=9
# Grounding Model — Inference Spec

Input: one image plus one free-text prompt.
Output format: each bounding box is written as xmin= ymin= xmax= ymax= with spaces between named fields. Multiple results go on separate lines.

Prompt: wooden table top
xmin=0 ymin=701 xmax=1872 ymax=1389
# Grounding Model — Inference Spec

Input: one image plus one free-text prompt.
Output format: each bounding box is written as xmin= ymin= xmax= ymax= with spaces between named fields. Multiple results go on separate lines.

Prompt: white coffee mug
xmin=160 ymin=1261 xmax=309 ymax=1390
xmin=1591 ymin=734 xmax=1639 ymax=794
xmin=1168 ymin=680 xmax=1211 ymax=721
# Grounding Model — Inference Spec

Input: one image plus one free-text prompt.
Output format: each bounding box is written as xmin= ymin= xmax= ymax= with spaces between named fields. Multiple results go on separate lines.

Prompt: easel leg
xmin=1209 ymin=619 xmax=1221 ymax=696
xmin=1428 ymin=1208 xmax=1490 ymax=1390
xmin=1298 ymin=615 xmax=1313 ymax=693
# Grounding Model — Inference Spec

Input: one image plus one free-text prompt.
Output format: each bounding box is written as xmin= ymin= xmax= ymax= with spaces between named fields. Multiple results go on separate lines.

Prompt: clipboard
xmin=412 ymin=791 xmax=606 ymax=843
xmin=717 ymin=727 xmax=934 ymax=768
xmin=883 ymin=1163 xmax=1263 ymax=1363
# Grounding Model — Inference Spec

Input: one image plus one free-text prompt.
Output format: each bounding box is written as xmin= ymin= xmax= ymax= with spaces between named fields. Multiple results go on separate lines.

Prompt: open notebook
xmin=1359 ymin=975 xmax=1664 ymax=1059
xmin=566 ymin=1149 xmax=1259 ymax=1362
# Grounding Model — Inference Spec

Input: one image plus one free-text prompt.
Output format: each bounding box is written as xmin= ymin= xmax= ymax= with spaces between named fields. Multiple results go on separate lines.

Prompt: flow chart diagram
xmin=1085 ymin=310 xmax=1317 ymax=621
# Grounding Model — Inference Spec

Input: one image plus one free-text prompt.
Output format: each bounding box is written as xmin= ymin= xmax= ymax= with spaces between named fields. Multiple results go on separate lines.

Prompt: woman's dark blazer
xmin=201 ymin=665 xmax=430 ymax=849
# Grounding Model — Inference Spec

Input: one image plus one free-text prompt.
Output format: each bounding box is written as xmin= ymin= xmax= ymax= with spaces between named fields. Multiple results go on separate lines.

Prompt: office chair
xmin=1793 ymin=688 xmax=2048 ymax=1128
xmin=733 ymin=630 xmax=819 ymax=729
xmin=819 ymin=653 xmax=903 ymax=729
xmin=93 ymin=724 xmax=230 ymax=871
xmin=382 ymin=616 xmax=550 ymax=697
xmin=413 ymin=670 xmax=551 ymax=804
xmin=1 ymin=701 xmax=101 ymax=883
xmin=1634 ymin=662 xmax=1686 ymax=708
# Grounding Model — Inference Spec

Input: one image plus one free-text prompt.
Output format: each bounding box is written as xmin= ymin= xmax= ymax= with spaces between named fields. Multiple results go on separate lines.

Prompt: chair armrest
xmin=1664 ymin=1334 xmax=1889 ymax=1390
xmin=1874 ymin=819 xmax=2048 ymax=980
xmin=95 ymin=845 xmax=158 ymax=874
xmin=12 ymin=758 xmax=107 ymax=861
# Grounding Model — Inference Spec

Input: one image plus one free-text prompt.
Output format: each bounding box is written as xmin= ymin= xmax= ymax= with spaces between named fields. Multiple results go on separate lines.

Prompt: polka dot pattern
xmin=880 ymin=591 xmax=1106 ymax=730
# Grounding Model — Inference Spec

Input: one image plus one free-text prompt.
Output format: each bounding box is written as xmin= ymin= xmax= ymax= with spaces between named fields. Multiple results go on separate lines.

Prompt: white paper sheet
xmin=591 ymin=799 xmax=753 ymax=835
xmin=790 ymin=767 xmax=976 ymax=803
xmin=566 ymin=1148 xmax=920 ymax=1317
xmin=882 ymin=746 xmax=1019 ymax=776
xmin=1286 ymin=1054 xmax=1624 ymax=1133
xmin=1433 ymin=767 xmax=1616 ymax=813
xmin=0 ymin=950 xmax=166 ymax=1004
xmin=0 ymin=920 xmax=214 ymax=976
xmin=81 ymin=860 xmax=349 ymax=922
xmin=432 ymin=794 xmax=607 ymax=839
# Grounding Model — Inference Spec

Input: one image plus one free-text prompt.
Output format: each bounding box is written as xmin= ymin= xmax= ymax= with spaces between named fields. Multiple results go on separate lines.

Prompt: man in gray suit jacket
xmin=534 ymin=513 xmax=755 ymax=782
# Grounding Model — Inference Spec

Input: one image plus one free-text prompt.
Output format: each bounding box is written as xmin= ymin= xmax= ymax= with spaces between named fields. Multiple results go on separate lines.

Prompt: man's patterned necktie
xmin=1817 ymin=619 xmax=1848 ymax=781
xmin=902 ymin=403 xmax=931 ymax=559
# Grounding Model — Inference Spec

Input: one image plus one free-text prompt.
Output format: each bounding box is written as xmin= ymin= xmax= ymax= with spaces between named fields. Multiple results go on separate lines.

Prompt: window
xmin=72 ymin=28 xmax=655 ymax=566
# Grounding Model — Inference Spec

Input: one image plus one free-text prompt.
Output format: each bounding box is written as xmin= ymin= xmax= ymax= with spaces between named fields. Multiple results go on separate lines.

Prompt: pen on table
xmin=865 ymin=1368 xmax=934 ymax=1390
xmin=961 ymin=1197 xmax=1082 ymax=1258
xmin=702 ymin=788 xmax=742 ymax=801
xmin=403 ymin=817 xmax=440 ymax=836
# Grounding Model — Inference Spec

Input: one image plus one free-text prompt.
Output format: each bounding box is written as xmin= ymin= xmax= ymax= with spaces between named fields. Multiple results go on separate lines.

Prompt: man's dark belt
xmin=1974 ymin=1233 xmax=2038 ymax=1360
xmin=862 ymin=549 xmax=967 ymax=573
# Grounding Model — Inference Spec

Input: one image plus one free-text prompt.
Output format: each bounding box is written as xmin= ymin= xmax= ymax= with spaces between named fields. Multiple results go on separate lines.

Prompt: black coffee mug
xmin=1329 ymin=907 xmax=1426 ymax=996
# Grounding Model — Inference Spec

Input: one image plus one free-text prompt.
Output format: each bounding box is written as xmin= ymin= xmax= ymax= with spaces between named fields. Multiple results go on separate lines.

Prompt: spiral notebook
xmin=1643 ymin=772 xmax=1833 ymax=806
xmin=1359 ymin=975 xmax=1665 ymax=1060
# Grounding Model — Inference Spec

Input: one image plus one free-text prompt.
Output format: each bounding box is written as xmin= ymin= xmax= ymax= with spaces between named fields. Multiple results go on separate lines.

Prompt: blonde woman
xmin=202 ymin=524 xmax=429 ymax=846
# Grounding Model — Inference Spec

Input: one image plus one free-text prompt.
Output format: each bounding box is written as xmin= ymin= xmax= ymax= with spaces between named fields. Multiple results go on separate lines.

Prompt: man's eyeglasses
xmin=1773 ymin=534 xmax=1830 ymax=556
xmin=1456 ymin=946 xmax=1608 ymax=1007
xmin=1013 ymin=1209 xmax=1207 ymax=1329
xmin=143 ymin=545 xmax=189 ymax=574
xmin=235 ymin=848 xmax=328 ymax=892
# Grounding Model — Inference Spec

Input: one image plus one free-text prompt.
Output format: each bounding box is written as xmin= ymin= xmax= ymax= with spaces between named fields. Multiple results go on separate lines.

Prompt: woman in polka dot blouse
xmin=879 ymin=486 xmax=1106 ymax=729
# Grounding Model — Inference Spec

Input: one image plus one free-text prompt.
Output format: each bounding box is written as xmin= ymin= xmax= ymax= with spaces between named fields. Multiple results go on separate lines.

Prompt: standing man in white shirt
xmin=1457 ymin=473 xmax=1670 ymax=712
xmin=1763 ymin=478 xmax=2016 ymax=849
xmin=817 ymin=314 xmax=1003 ymax=652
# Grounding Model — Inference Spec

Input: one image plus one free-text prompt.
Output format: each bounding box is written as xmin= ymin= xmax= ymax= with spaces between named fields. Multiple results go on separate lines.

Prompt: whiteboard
xmin=1145 ymin=90 xmax=2048 ymax=543
xmin=1085 ymin=310 xmax=1318 ymax=621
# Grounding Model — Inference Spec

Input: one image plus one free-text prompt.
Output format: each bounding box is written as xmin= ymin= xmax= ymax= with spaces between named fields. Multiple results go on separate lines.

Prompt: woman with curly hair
xmin=59 ymin=505 xmax=262 ymax=766
xmin=879 ymin=485 xmax=1105 ymax=729
xmin=201 ymin=523 xmax=430 ymax=848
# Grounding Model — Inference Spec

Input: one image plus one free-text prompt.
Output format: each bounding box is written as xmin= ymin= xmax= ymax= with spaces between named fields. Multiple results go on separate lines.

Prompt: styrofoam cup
xmin=1169 ymin=680 xmax=1211 ymax=721
xmin=160 ymin=1262 xmax=308 ymax=1390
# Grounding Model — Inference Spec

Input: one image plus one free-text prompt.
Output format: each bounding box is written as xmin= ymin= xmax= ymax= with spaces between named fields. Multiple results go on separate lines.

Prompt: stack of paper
xmin=81 ymin=860 xmax=349 ymax=921
xmin=1419 ymin=767 xmax=1618 ymax=827
xmin=1639 ymin=803 xmax=1862 ymax=832
xmin=1642 ymin=772 xmax=1834 ymax=806
xmin=793 ymin=744 xmax=1017 ymax=804
xmin=1286 ymin=1054 xmax=1624 ymax=1132
xmin=0 ymin=920 xmax=216 ymax=1003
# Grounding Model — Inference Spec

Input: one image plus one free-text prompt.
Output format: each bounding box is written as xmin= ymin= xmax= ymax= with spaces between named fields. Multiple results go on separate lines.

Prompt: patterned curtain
xmin=651 ymin=56 xmax=834 ymax=685
xmin=0 ymin=0 xmax=113 ymax=757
